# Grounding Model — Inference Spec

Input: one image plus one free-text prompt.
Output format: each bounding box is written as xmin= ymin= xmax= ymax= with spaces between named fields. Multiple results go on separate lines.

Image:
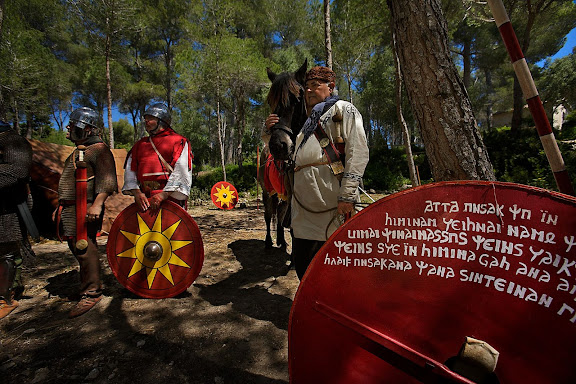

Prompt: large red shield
xmin=290 ymin=181 xmax=576 ymax=383
xmin=211 ymin=181 xmax=238 ymax=210
xmin=107 ymin=200 xmax=204 ymax=299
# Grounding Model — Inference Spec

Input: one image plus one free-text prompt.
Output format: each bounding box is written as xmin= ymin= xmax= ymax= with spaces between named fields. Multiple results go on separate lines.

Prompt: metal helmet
xmin=68 ymin=107 xmax=101 ymax=141
xmin=144 ymin=103 xmax=171 ymax=128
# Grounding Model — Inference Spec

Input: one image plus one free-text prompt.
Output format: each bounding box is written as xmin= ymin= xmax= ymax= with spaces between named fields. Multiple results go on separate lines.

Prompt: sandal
xmin=69 ymin=293 xmax=102 ymax=318
xmin=0 ymin=298 xmax=19 ymax=319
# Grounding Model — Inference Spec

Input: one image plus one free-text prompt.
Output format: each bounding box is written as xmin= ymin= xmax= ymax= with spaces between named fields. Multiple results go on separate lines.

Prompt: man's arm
xmin=337 ymin=102 xmax=369 ymax=213
xmin=148 ymin=142 xmax=192 ymax=210
xmin=86 ymin=192 xmax=110 ymax=221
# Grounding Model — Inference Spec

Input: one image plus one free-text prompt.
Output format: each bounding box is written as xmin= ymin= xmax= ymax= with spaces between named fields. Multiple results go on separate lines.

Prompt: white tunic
xmin=291 ymin=100 xmax=369 ymax=241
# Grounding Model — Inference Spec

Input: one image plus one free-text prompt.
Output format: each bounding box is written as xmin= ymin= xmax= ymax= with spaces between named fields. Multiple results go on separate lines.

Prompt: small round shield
xmin=211 ymin=181 xmax=238 ymax=210
xmin=107 ymin=200 xmax=204 ymax=299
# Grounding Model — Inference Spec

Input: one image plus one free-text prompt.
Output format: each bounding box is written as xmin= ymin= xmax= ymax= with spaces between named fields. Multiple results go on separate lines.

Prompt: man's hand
xmin=86 ymin=204 xmax=102 ymax=222
xmin=337 ymin=201 xmax=354 ymax=215
xmin=133 ymin=190 xmax=150 ymax=212
xmin=265 ymin=114 xmax=279 ymax=130
xmin=149 ymin=191 xmax=169 ymax=213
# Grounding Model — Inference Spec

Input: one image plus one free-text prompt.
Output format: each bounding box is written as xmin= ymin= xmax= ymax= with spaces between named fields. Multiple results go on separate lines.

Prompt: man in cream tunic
xmin=289 ymin=66 xmax=369 ymax=279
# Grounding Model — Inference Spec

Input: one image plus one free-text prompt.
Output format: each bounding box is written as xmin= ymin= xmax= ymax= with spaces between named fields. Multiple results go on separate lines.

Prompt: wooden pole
xmin=487 ymin=0 xmax=574 ymax=196
xmin=256 ymin=145 xmax=260 ymax=210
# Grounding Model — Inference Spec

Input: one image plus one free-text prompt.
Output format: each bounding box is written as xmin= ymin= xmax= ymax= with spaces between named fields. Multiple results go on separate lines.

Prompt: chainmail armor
xmin=0 ymin=130 xmax=32 ymax=243
xmin=59 ymin=141 xmax=118 ymax=237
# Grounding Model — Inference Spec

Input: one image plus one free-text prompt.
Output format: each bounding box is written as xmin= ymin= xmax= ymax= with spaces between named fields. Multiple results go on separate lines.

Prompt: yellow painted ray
xmin=137 ymin=213 xmax=152 ymax=235
xmin=169 ymin=252 xmax=191 ymax=268
xmin=128 ymin=259 xmax=146 ymax=277
xmin=170 ymin=240 xmax=192 ymax=252
xmin=158 ymin=264 xmax=175 ymax=284
xmin=163 ymin=220 xmax=182 ymax=239
xmin=120 ymin=230 xmax=140 ymax=246
xmin=152 ymin=209 xmax=163 ymax=232
xmin=146 ymin=268 xmax=158 ymax=288
xmin=117 ymin=246 xmax=137 ymax=259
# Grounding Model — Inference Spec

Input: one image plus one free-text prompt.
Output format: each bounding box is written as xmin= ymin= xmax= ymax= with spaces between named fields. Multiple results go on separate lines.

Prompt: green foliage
xmin=193 ymin=162 xmax=259 ymax=196
xmin=34 ymin=128 xmax=73 ymax=146
xmin=112 ymin=118 xmax=135 ymax=149
xmin=559 ymin=110 xmax=576 ymax=140
xmin=189 ymin=186 xmax=210 ymax=201
xmin=482 ymin=127 xmax=570 ymax=190
xmin=363 ymin=144 xmax=412 ymax=192
xmin=540 ymin=53 xmax=576 ymax=110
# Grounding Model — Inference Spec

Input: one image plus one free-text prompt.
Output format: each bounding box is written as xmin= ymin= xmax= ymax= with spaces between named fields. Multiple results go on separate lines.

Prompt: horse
xmin=258 ymin=60 xmax=308 ymax=248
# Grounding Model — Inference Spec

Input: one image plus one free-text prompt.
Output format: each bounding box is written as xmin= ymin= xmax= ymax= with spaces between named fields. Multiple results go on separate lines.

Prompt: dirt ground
xmin=0 ymin=200 xmax=299 ymax=384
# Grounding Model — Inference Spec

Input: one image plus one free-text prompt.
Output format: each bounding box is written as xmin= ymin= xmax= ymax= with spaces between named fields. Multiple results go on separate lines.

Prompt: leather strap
xmin=149 ymin=137 xmax=174 ymax=174
xmin=56 ymin=204 xmax=64 ymax=242
xmin=294 ymin=161 xmax=330 ymax=172
xmin=313 ymin=122 xmax=344 ymax=178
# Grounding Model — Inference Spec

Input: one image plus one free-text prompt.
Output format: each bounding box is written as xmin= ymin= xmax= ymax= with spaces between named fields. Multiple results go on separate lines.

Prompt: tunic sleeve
xmin=164 ymin=142 xmax=192 ymax=200
xmin=94 ymin=146 xmax=118 ymax=195
xmin=338 ymin=102 xmax=369 ymax=202
xmin=122 ymin=154 xmax=139 ymax=194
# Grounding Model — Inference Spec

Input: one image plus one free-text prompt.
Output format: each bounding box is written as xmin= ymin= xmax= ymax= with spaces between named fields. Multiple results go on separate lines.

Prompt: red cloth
xmin=126 ymin=128 xmax=192 ymax=196
xmin=264 ymin=153 xmax=287 ymax=200
xmin=129 ymin=128 xmax=190 ymax=175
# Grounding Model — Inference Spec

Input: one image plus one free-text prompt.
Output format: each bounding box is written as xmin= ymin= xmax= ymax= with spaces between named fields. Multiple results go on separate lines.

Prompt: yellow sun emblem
xmin=213 ymin=184 xmax=236 ymax=208
xmin=116 ymin=208 xmax=192 ymax=288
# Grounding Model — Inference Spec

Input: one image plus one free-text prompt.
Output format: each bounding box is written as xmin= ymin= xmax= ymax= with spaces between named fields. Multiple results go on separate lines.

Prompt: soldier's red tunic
xmin=128 ymin=128 xmax=191 ymax=197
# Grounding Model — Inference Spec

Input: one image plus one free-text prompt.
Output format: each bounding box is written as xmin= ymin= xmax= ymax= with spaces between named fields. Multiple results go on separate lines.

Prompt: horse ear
xmin=267 ymin=67 xmax=276 ymax=82
xmin=296 ymin=59 xmax=308 ymax=84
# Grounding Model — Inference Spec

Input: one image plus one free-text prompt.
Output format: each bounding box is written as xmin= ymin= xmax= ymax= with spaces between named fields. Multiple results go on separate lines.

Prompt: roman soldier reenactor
xmin=0 ymin=121 xmax=33 ymax=319
xmin=57 ymin=107 xmax=117 ymax=318
xmin=123 ymin=103 xmax=192 ymax=212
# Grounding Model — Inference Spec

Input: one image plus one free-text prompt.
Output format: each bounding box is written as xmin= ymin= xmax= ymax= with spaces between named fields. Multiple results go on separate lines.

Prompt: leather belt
xmin=294 ymin=161 xmax=330 ymax=172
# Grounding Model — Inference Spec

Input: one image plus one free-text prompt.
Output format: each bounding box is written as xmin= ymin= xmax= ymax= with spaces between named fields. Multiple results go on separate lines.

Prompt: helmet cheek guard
xmin=70 ymin=123 xmax=88 ymax=142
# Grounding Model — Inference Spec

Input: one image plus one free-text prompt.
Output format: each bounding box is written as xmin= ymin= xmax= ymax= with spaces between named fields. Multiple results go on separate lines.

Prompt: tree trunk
xmin=217 ymin=100 xmax=227 ymax=182
xmin=387 ymin=0 xmax=495 ymax=181
xmin=324 ymin=0 xmax=333 ymax=69
xmin=346 ymin=72 xmax=353 ymax=104
xmin=236 ymin=97 xmax=246 ymax=172
xmin=462 ymin=39 xmax=471 ymax=90
xmin=13 ymin=101 xmax=19 ymax=132
xmin=165 ymin=40 xmax=173 ymax=110
xmin=392 ymin=29 xmax=419 ymax=187
xmin=26 ymin=116 xmax=33 ymax=139
xmin=105 ymin=30 xmax=114 ymax=148
xmin=0 ymin=0 xmax=5 ymax=41
xmin=485 ymin=69 xmax=493 ymax=130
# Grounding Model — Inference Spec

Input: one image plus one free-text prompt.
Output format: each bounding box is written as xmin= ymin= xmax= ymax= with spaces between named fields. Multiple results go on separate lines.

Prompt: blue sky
xmin=541 ymin=26 xmax=576 ymax=63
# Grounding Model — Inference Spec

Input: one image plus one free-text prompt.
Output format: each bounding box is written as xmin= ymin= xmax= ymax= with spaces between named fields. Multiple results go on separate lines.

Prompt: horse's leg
xmin=263 ymin=191 xmax=274 ymax=249
xmin=276 ymin=200 xmax=287 ymax=248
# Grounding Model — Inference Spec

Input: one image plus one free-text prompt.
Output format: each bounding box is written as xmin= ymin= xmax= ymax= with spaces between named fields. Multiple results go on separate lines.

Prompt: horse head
xmin=266 ymin=59 xmax=308 ymax=161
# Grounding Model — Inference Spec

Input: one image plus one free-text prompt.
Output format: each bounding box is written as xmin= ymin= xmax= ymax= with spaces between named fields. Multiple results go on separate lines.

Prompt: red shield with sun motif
xmin=107 ymin=200 xmax=204 ymax=298
xmin=211 ymin=181 xmax=238 ymax=210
